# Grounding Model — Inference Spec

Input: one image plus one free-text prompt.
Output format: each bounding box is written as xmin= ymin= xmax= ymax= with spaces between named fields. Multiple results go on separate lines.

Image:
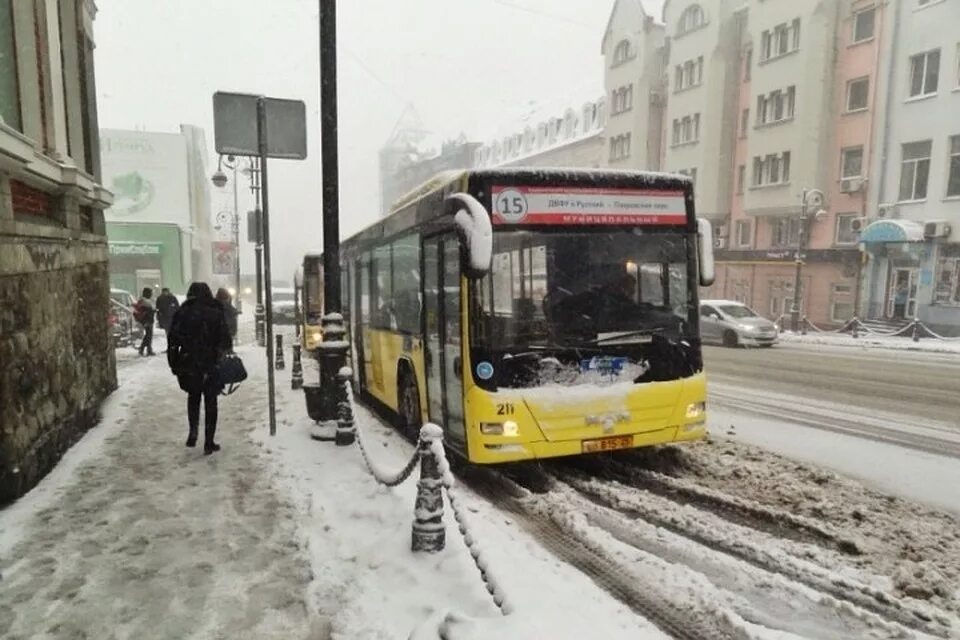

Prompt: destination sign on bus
xmin=491 ymin=186 xmax=686 ymax=226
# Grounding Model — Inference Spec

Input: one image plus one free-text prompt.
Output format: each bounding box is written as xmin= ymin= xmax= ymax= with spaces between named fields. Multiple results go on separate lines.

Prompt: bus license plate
xmin=582 ymin=435 xmax=633 ymax=453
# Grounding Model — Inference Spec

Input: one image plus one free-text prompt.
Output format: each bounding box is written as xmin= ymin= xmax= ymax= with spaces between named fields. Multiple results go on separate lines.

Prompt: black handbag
xmin=216 ymin=352 xmax=248 ymax=395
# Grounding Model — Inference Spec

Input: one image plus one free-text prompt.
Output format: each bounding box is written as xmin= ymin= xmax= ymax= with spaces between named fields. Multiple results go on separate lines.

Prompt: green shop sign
xmin=109 ymin=242 xmax=162 ymax=256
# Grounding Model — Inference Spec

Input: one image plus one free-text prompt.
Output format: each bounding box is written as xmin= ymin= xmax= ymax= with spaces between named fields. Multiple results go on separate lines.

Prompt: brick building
xmin=0 ymin=0 xmax=114 ymax=503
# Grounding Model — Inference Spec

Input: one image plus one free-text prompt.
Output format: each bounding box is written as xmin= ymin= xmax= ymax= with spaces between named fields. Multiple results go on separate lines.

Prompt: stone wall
xmin=0 ymin=188 xmax=116 ymax=505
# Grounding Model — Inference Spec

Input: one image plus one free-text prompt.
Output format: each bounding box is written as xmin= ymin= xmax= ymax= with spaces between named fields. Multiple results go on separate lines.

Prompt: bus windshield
xmin=471 ymin=228 xmax=700 ymax=389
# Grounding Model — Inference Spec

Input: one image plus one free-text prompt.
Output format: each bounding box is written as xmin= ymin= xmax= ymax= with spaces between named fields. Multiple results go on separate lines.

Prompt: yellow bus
xmin=339 ymin=168 xmax=715 ymax=464
xmin=300 ymin=253 xmax=324 ymax=352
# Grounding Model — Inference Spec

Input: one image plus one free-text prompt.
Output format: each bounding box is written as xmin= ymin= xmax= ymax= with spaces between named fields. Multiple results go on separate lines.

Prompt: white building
xmin=601 ymin=0 xmax=666 ymax=170
xmin=472 ymin=97 xmax=606 ymax=169
xmin=863 ymin=0 xmax=960 ymax=334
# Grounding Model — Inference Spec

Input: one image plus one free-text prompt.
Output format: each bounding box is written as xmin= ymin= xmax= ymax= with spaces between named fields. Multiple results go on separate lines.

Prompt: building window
xmin=737 ymin=164 xmax=745 ymax=194
xmin=675 ymin=56 xmax=704 ymax=91
xmin=841 ymin=146 xmax=864 ymax=178
xmin=761 ymin=18 xmax=800 ymax=62
xmin=613 ymin=39 xmax=633 ymax=66
xmin=852 ymin=8 xmax=875 ymax=43
xmin=934 ymin=255 xmax=960 ymax=305
xmin=672 ymin=113 xmax=701 ymax=145
xmin=611 ymin=85 xmax=633 ymax=115
xmin=744 ymin=48 xmax=752 ymax=81
xmin=846 ymin=77 xmax=869 ymax=111
xmin=752 ymin=151 xmax=791 ymax=187
xmin=740 ymin=108 xmax=749 ymax=137
xmin=696 ymin=55 xmax=703 ymax=84
xmin=909 ymin=49 xmax=940 ymax=98
xmin=610 ymin=133 xmax=631 ymax=161
xmin=947 ymin=135 xmax=960 ymax=197
xmin=674 ymin=65 xmax=683 ymax=90
xmin=756 ymin=85 xmax=796 ymax=125
xmin=772 ymin=218 xmax=800 ymax=247
xmin=678 ymin=4 xmax=705 ymax=36
xmin=736 ymin=220 xmax=752 ymax=247
xmin=835 ymin=213 xmax=860 ymax=245
xmin=898 ymin=140 xmax=932 ymax=201
xmin=0 ymin=0 xmax=20 ymax=131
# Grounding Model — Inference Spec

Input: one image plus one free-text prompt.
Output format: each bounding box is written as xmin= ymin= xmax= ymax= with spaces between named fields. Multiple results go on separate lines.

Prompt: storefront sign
xmin=715 ymin=248 xmax=860 ymax=263
xmin=109 ymin=242 xmax=162 ymax=257
xmin=490 ymin=186 xmax=687 ymax=226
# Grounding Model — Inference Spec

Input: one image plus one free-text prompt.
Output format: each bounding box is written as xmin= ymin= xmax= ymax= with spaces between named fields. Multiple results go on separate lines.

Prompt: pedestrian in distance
xmin=155 ymin=287 xmax=180 ymax=340
xmin=894 ymin=282 xmax=908 ymax=320
xmin=133 ymin=287 xmax=156 ymax=356
xmin=216 ymin=287 xmax=239 ymax=344
xmin=167 ymin=282 xmax=233 ymax=455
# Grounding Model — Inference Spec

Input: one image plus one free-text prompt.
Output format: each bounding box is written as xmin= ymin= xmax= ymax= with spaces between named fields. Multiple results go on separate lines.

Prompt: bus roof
xmin=343 ymin=167 xmax=695 ymax=256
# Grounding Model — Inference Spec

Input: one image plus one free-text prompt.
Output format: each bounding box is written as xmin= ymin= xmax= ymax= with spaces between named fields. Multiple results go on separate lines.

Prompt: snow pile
xmin=778 ymin=331 xmax=960 ymax=354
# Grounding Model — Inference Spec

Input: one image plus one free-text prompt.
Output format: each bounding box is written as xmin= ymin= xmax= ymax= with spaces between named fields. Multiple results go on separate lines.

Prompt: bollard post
xmin=275 ymin=334 xmax=285 ymax=370
xmin=912 ymin=318 xmax=920 ymax=342
xmin=335 ymin=367 xmax=356 ymax=446
xmin=800 ymin=316 xmax=808 ymax=336
xmin=412 ymin=424 xmax=445 ymax=553
xmin=851 ymin=317 xmax=859 ymax=339
xmin=291 ymin=343 xmax=303 ymax=390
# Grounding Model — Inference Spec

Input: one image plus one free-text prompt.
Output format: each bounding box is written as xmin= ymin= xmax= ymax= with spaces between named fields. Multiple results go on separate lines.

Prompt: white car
xmin=699 ymin=299 xmax=778 ymax=347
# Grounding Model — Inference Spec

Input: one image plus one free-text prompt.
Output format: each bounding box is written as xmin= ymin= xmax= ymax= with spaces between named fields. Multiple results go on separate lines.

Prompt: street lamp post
xmin=211 ymin=156 xmax=242 ymax=313
xmin=790 ymin=188 xmax=826 ymax=332
xmin=245 ymin=158 xmax=266 ymax=347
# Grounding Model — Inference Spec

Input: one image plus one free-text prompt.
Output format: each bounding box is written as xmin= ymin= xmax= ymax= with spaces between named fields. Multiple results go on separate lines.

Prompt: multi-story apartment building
xmin=680 ymin=0 xmax=868 ymax=328
xmin=602 ymin=0 xmax=666 ymax=170
xmin=863 ymin=0 xmax=960 ymax=335
xmin=661 ymin=0 xmax=742 ymax=226
xmin=472 ymin=98 xmax=606 ymax=169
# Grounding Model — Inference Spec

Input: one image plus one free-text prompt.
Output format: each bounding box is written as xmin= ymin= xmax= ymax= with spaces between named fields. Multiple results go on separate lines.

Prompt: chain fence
xmin=336 ymin=373 xmax=513 ymax=616
xmin=773 ymin=314 xmax=960 ymax=342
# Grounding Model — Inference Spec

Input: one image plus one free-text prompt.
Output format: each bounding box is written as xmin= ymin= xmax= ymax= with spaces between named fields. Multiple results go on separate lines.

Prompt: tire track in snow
xmin=562 ymin=473 xmax=955 ymax=639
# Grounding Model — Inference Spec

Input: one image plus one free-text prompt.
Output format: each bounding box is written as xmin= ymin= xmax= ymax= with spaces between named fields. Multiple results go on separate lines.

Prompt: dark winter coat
xmin=221 ymin=302 xmax=239 ymax=339
xmin=155 ymin=292 xmax=180 ymax=331
xmin=167 ymin=297 xmax=233 ymax=394
xmin=135 ymin=297 xmax=156 ymax=326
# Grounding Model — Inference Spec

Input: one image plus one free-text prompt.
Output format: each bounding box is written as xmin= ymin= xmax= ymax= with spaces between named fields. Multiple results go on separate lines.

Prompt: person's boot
xmin=186 ymin=427 xmax=197 ymax=448
xmin=203 ymin=442 xmax=221 ymax=455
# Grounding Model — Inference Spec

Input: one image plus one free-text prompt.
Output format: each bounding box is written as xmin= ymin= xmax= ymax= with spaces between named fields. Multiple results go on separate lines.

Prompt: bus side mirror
xmin=446 ymin=193 xmax=492 ymax=279
xmin=697 ymin=218 xmax=715 ymax=287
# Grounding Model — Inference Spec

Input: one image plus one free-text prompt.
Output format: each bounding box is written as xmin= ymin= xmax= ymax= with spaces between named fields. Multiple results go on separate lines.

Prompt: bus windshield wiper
xmin=586 ymin=328 xmax=665 ymax=345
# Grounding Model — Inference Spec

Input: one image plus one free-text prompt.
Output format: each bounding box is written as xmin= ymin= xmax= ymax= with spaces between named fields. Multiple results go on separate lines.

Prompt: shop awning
xmin=859 ymin=219 xmax=925 ymax=243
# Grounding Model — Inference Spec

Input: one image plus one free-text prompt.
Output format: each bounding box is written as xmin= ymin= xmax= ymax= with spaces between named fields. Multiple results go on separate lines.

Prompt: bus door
xmin=423 ymin=234 xmax=466 ymax=450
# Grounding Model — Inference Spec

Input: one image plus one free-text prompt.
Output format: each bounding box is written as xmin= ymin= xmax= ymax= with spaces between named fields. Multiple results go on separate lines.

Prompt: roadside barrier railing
xmin=334 ymin=368 xmax=513 ymax=615
xmin=774 ymin=314 xmax=960 ymax=342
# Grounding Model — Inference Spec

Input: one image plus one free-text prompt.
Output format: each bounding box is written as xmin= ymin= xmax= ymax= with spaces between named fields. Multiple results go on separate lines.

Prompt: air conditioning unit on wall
xmin=924 ymin=220 xmax=952 ymax=238
xmin=850 ymin=217 xmax=869 ymax=232
xmin=877 ymin=203 xmax=899 ymax=218
xmin=840 ymin=177 xmax=863 ymax=193
xmin=714 ymin=237 xmax=727 ymax=249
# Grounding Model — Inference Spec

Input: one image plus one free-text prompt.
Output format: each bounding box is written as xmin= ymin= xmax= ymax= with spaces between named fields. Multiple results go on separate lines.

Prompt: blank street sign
xmin=213 ymin=92 xmax=308 ymax=160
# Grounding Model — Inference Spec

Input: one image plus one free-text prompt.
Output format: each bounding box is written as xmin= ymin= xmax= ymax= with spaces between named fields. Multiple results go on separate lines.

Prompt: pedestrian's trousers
xmin=139 ymin=323 xmax=153 ymax=353
xmin=187 ymin=382 xmax=219 ymax=441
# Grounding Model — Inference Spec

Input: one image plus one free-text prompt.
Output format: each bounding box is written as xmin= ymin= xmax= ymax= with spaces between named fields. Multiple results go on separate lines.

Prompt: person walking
xmin=155 ymin=287 xmax=180 ymax=339
xmin=134 ymin=287 xmax=156 ymax=356
xmin=216 ymin=287 xmax=239 ymax=343
xmin=167 ymin=282 xmax=233 ymax=454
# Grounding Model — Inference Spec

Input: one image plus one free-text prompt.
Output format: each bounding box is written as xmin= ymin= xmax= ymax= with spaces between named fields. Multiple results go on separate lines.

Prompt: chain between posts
xmin=429 ymin=436 xmax=514 ymax=616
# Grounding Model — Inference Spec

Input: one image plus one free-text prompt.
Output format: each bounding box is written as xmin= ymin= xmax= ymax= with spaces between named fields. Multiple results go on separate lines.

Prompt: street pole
xmin=232 ymin=163 xmax=242 ymax=313
xmin=258 ymin=97 xmax=278 ymax=437
xmin=318 ymin=0 xmax=352 ymax=443
xmin=251 ymin=158 xmax=265 ymax=347
xmin=790 ymin=189 xmax=807 ymax=333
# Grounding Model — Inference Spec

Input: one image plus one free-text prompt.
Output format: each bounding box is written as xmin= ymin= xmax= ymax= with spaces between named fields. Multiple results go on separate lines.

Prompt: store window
xmin=934 ymin=255 xmax=960 ymax=305
xmin=0 ymin=0 xmax=21 ymax=131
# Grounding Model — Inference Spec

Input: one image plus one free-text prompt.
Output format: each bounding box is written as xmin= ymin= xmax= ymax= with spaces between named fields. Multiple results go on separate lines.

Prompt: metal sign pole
xmin=258 ymin=96 xmax=278 ymax=437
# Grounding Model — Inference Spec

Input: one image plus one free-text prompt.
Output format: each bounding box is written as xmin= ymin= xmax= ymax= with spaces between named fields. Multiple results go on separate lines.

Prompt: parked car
xmin=271 ymin=288 xmax=297 ymax=325
xmin=700 ymin=299 xmax=778 ymax=348
xmin=109 ymin=288 xmax=143 ymax=348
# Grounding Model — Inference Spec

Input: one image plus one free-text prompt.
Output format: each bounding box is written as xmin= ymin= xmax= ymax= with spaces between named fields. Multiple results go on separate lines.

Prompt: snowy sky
xmin=94 ymin=0 xmax=665 ymax=282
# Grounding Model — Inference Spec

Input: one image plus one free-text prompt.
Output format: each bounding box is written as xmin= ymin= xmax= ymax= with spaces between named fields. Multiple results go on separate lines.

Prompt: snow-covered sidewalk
xmin=0 ymin=346 xmax=320 ymax=640
xmin=778 ymin=330 xmax=960 ymax=354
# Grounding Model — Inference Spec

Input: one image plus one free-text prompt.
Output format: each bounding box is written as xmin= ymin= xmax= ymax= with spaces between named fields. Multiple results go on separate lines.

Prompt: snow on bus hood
xmin=493 ymin=379 xmax=685 ymax=442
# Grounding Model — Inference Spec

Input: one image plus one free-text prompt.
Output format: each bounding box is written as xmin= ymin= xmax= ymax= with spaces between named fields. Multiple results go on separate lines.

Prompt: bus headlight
xmin=480 ymin=420 xmax=518 ymax=436
xmin=685 ymin=402 xmax=706 ymax=420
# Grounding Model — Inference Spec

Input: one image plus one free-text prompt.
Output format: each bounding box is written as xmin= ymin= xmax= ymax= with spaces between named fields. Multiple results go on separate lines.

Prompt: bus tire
xmin=723 ymin=330 xmax=739 ymax=348
xmin=397 ymin=370 xmax=422 ymax=441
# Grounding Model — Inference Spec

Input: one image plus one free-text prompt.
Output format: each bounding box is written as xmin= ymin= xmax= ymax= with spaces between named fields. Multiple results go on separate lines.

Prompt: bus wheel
xmin=397 ymin=373 xmax=422 ymax=441
xmin=723 ymin=330 xmax=739 ymax=348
